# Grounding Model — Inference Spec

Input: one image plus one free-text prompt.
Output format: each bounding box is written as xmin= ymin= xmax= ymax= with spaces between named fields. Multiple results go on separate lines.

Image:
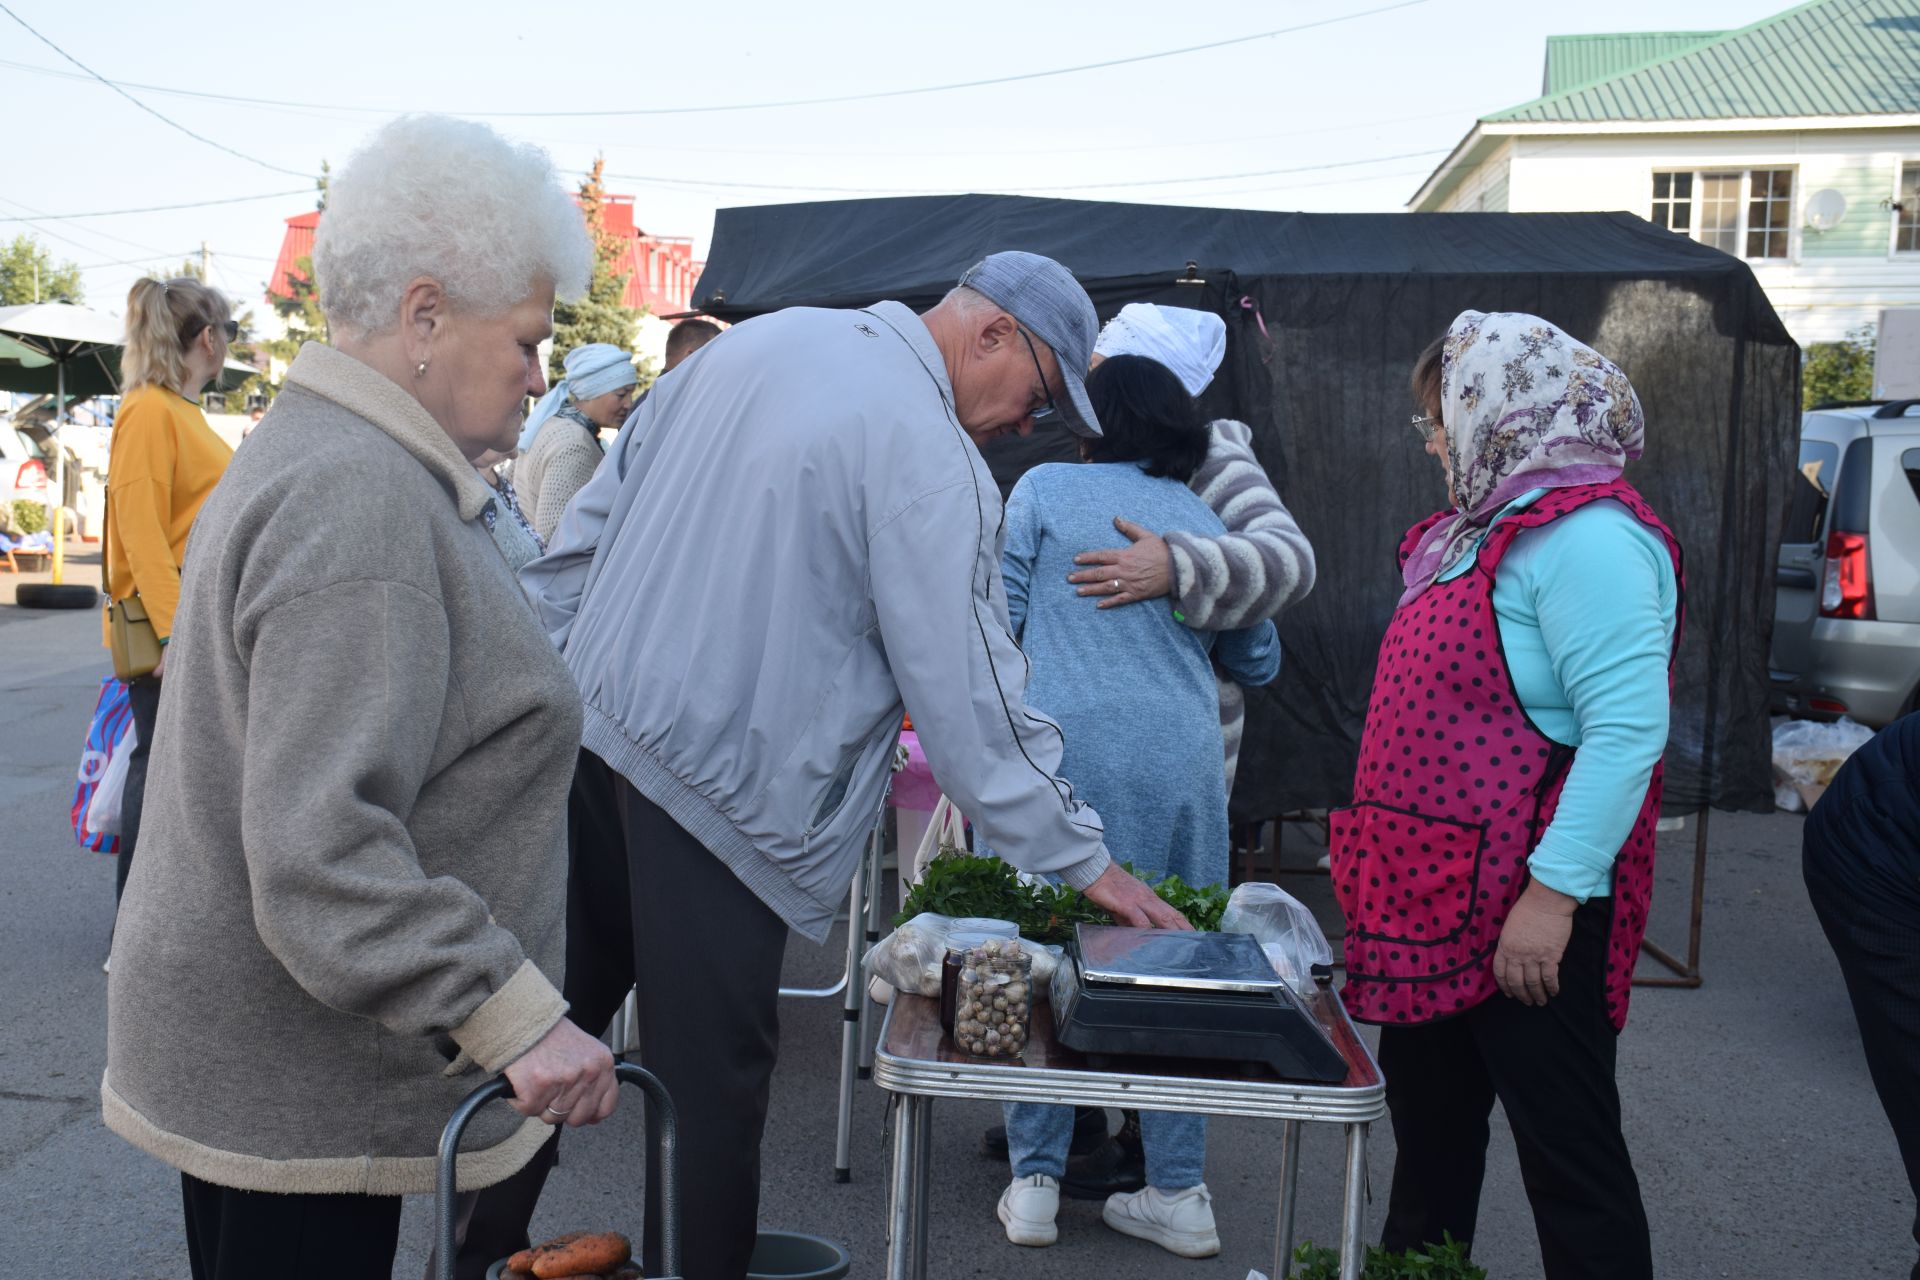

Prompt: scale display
xmin=1051 ymin=924 xmax=1349 ymax=1083
xmin=1077 ymin=925 xmax=1288 ymax=994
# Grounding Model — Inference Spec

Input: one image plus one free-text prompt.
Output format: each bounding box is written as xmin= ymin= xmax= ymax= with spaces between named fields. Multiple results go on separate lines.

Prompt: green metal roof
xmin=1541 ymin=32 xmax=1725 ymax=95
xmin=1488 ymin=0 xmax=1920 ymax=123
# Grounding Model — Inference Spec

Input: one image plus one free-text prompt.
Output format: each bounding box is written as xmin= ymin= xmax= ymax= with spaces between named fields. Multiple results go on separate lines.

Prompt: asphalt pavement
xmin=0 ymin=599 xmax=1910 ymax=1278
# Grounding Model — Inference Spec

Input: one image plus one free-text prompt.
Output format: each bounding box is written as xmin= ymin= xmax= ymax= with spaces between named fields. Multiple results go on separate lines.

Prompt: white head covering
xmin=1092 ymin=304 xmax=1227 ymax=397
xmin=518 ymin=343 xmax=637 ymax=450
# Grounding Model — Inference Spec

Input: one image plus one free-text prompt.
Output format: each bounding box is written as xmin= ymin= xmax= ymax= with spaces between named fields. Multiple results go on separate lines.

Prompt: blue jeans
xmin=1005 ymin=1102 xmax=1206 ymax=1191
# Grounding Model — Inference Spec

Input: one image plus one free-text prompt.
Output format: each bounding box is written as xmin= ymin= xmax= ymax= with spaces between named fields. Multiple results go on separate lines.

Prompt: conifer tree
xmin=552 ymin=156 xmax=648 ymax=386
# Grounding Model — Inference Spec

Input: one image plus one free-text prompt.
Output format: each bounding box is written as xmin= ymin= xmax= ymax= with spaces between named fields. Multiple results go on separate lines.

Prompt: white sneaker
xmin=997 ymin=1174 xmax=1060 ymax=1247
xmin=1102 ymin=1183 xmax=1221 ymax=1257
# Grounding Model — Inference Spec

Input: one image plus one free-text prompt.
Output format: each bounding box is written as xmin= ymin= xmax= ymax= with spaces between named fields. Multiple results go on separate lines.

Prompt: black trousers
xmin=116 ymin=673 xmax=161 ymax=901
xmin=1377 ymin=897 xmax=1652 ymax=1280
xmin=181 ymin=1172 xmax=401 ymax=1279
xmin=1805 ymin=841 xmax=1920 ymax=1280
xmin=457 ymin=749 xmax=789 ymax=1280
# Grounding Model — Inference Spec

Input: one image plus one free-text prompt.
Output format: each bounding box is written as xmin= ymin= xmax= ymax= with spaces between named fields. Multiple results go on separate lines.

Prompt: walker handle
xmin=434 ymin=1060 xmax=680 ymax=1280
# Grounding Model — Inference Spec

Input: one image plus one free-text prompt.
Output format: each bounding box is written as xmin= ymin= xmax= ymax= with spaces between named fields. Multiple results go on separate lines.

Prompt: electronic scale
xmin=1048 ymin=924 xmax=1348 ymax=1083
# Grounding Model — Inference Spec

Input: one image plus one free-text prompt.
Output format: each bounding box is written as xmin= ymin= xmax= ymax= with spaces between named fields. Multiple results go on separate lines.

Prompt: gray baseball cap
xmin=958 ymin=251 xmax=1101 ymax=438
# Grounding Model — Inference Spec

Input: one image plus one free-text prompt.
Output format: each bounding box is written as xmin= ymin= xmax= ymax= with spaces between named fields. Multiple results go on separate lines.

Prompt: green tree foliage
xmin=1291 ymin=1235 xmax=1486 ymax=1280
xmin=263 ymin=255 xmax=326 ymax=367
xmin=1804 ymin=325 xmax=1876 ymax=410
xmin=551 ymin=156 xmax=648 ymax=387
xmin=0 ymin=235 xmax=83 ymax=305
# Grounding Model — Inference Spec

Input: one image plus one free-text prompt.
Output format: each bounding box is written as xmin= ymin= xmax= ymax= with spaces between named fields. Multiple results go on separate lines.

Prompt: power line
xmin=0 ymin=189 xmax=314 ymax=222
xmin=1161 ymin=165 xmax=1444 ymax=202
xmin=0 ymin=56 xmax=1465 ymax=161
xmin=0 ymin=2 xmax=314 ymax=177
xmin=72 ymin=250 xmax=193 ymax=270
xmin=0 ymin=195 xmax=174 ymax=270
xmin=0 ymin=1 xmax=1427 ymax=119
xmin=603 ymin=148 xmax=1447 ymax=198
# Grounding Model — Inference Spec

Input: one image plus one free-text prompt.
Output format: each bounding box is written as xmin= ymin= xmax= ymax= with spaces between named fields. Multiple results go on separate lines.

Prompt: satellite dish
xmin=1806 ymin=188 xmax=1848 ymax=232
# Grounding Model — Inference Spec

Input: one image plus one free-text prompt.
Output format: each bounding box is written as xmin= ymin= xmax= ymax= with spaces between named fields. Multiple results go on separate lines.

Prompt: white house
xmin=1409 ymin=0 xmax=1920 ymax=346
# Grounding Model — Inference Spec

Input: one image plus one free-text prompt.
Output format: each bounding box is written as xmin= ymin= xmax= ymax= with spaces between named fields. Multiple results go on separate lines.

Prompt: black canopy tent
xmin=691 ymin=194 xmax=1800 ymax=822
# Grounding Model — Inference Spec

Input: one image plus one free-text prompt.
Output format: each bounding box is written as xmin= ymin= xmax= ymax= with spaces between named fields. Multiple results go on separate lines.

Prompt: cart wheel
xmin=15 ymin=583 xmax=99 ymax=610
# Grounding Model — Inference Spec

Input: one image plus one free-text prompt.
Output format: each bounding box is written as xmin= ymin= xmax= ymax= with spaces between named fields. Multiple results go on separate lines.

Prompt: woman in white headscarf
xmin=514 ymin=342 xmax=637 ymax=540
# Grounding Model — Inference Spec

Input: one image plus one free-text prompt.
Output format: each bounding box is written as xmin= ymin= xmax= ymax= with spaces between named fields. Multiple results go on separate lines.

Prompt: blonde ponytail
xmin=122 ymin=276 xmax=229 ymax=395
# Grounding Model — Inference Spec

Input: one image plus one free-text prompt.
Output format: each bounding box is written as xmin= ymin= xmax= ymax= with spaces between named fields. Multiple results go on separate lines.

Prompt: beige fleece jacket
xmin=103 ymin=342 xmax=582 ymax=1196
xmin=514 ymin=413 xmax=603 ymax=542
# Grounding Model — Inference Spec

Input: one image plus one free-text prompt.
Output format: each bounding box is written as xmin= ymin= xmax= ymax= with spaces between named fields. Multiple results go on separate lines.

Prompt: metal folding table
xmin=872 ymin=987 xmax=1384 ymax=1280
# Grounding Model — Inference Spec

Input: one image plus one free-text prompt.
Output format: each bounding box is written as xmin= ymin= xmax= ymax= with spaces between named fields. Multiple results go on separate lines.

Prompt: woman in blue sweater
xmin=992 ymin=355 xmax=1280 ymax=1258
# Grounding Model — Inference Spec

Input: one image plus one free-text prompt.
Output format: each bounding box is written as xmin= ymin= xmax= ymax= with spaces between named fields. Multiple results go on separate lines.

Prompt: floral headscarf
xmin=1400 ymin=310 xmax=1644 ymax=605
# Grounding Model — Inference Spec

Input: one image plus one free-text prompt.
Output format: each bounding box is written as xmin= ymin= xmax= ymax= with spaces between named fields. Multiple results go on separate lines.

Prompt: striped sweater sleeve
xmin=1165 ymin=419 xmax=1316 ymax=631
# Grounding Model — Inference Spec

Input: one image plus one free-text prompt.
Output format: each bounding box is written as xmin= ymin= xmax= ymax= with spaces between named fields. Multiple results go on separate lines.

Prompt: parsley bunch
xmin=894 ymin=855 xmax=1228 ymax=943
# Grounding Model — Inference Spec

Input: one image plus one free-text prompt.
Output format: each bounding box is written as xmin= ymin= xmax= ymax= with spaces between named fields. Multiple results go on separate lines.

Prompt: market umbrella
xmin=0 ymin=302 xmax=126 ymax=591
xmin=0 ymin=332 xmax=53 ymax=369
xmin=0 ymin=300 xmax=257 ymax=518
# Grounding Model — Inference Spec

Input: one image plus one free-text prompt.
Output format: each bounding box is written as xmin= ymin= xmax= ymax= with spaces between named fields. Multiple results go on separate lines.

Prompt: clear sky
xmin=0 ymin=0 xmax=1790 ymax=319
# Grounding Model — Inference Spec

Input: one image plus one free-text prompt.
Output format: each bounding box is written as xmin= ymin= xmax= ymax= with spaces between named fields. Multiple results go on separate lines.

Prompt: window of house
xmin=1650 ymin=168 xmax=1794 ymax=259
xmin=1747 ymin=169 xmax=1793 ymax=258
xmin=1896 ymin=163 xmax=1920 ymax=252
xmin=1651 ymin=171 xmax=1692 ymax=232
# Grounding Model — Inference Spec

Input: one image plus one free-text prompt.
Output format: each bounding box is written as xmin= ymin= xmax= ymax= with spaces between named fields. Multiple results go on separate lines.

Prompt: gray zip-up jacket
xmin=523 ymin=301 xmax=1111 ymax=940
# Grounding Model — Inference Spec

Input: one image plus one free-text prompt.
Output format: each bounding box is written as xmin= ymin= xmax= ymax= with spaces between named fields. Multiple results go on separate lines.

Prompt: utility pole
xmin=200 ymin=240 xmax=210 ymax=283
xmin=31 ymin=259 xmax=38 ymax=302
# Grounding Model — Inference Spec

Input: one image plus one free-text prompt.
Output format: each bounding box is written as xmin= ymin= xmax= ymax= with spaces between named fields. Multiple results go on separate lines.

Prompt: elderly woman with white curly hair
xmin=101 ymin=115 xmax=619 ymax=1280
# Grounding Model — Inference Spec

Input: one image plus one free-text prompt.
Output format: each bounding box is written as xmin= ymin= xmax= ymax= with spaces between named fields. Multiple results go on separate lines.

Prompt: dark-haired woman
xmin=991 ymin=354 xmax=1281 ymax=1259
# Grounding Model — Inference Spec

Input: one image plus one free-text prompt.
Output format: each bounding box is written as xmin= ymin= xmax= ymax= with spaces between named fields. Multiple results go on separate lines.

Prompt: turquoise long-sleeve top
xmin=1436 ymin=491 xmax=1678 ymax=902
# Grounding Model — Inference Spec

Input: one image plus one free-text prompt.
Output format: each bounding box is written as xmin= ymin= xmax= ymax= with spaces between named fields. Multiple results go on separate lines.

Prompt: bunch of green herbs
xmin=894 ymin=854 xmax=1227 ymax=943
xmin=1290 ymin=1235 xmax=1487 ymax=1280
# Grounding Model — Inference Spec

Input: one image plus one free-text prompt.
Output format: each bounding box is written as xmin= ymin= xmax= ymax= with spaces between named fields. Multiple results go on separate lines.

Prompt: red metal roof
xmin=265 ymin=199 xmax=702 ymax=316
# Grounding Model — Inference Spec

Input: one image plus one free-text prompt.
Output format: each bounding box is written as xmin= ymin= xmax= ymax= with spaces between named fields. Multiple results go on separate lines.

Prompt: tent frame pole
xmin=1633 ymin=806 xmax=1709 ymax=989
xmin=49 ymin=359 xmax=66 ymax=584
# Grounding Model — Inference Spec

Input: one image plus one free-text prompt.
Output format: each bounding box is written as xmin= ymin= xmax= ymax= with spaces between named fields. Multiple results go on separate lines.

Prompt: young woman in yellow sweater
xmin=107 ymin=276 xmax=234 ymax=902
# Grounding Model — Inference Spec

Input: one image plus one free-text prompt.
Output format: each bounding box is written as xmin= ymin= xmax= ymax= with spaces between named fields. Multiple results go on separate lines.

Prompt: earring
xmin=416 ymin=361 xmax=429 ymax=377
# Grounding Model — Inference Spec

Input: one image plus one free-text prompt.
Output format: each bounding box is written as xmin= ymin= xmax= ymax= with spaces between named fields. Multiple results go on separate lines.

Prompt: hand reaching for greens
xmin=1083 ymin=863 xmax=1192 ymax=931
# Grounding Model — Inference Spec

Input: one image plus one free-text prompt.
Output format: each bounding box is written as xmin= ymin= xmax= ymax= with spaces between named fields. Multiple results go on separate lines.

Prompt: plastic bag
xmin=863 ymin=912 xmax=953 ymax=998
xmin=85 ymin=718 xmax=137 ymax=838
xmin=1219 ymin=882 xmax=1333 ymax=993
xmin=862 ymin=912 xmax=1062 ymax=1002
xmin=908 ymin=795 xmax=968 ymax=890
xmin=70 ymin=676 xmax=134 ymax=855
xmin=1772 ymin=716 xmax=1875 ymax=785
xmin=1023 ymin=940 xmax=1063 ymax=991
xmin=1771 ymin=716 xmax=1875 ymax=810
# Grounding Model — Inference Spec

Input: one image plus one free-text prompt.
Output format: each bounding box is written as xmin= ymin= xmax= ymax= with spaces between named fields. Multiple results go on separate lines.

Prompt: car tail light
xmin=1810 ymin=697 xmax=1851 ymax=714
xmin=1820 ymin=530 xmax=1874 ymax=620
xmin=14 ymin=459 xmax=45 ymax=493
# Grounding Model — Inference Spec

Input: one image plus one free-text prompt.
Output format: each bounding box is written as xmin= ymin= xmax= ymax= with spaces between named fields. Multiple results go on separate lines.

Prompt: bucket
xmin=747 ymin=1230 xmax=851 ymax=1280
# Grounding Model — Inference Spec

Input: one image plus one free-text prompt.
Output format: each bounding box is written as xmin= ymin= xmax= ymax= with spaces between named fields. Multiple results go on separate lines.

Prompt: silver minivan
xmin=1770 ymin=401 xmax=1920 ymax=727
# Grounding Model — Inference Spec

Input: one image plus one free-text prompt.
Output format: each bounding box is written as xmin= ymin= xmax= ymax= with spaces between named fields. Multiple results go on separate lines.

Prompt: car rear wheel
xmin=14 ymin=583 xmax=100 ymax=610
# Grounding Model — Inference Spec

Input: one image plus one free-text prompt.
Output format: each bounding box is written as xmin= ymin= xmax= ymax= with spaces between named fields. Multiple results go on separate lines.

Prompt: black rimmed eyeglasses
xmin=217 ymin=319 xmax=239 ymax=342
xmin=1017 ymin=327 xmax=1059 ymax=425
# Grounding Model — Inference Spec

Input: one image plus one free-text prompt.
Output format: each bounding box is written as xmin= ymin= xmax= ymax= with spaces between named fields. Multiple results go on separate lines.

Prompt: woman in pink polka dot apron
xmin=1330 ymin=312 xmax=1682 ymax=1280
